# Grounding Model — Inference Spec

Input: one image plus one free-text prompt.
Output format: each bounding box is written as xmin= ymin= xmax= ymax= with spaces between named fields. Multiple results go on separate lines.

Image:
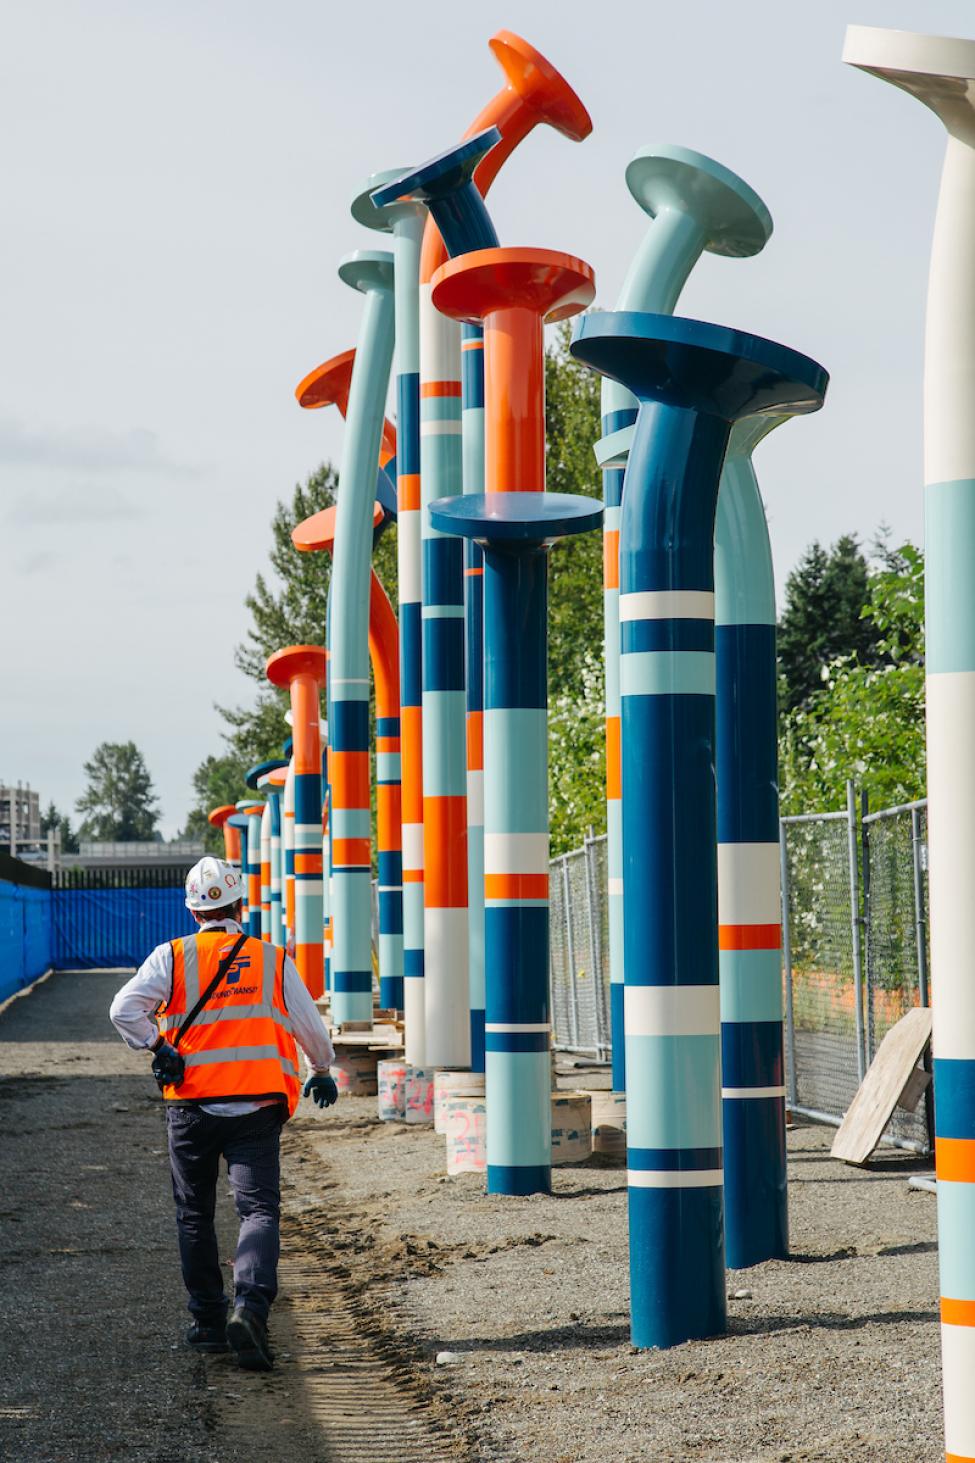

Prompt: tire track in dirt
xmin=207 ymin=1123 xmax=482 ymax=1463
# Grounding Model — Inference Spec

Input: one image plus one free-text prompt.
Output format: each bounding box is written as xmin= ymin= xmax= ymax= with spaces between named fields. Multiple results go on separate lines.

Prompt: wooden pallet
xmin=830 ymin=1005 xmax=932 ymax=1166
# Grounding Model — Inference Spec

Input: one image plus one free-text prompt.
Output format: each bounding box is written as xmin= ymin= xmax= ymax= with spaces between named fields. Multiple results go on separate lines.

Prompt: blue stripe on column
xmin=331 ymin=971 xmax=373 ymax=994
xmin=627 ymin=1145 xmax=722 ymax=1171
xmin=621 ymin=650 xmax=715 ymax=697
xmin=401 ymin=602 xmax=422 ymax=706
xmin=934 ymin=1058 xmax=975 ymax=1138
xmin=485 ymin=1030 xmax=550 ymax=1053
xmin=331 ymin=701 xmax=369 ymax=751
xmin=719 ymin=950 xmax=783 ymax=1023
xmin=482 ymin=709 xmax=548 ymax=833
xmin=484 ymin=906 xmax=549 ymax=1024
xmin=396 ymin=372 xmax=420 ymax=474
xmin=622 ymin=620 xmax=714 ymax=653
xmin=624 ymin=1033 xmax=722 ymax=1149
xmin=628 ymin=1186 xmax=726 ymax=1349
xmin=421 ymin=691 xmax=468 ymax=796
xmin=423 ymin=536 xmax=465 ymax=605
xmin=716 ymin=624 xmax=778 ymax=843
xmin=485 ymin=1050 xmax=550 ymax=1170
xmin=423 ymin=617 xmax=466 ymax=689
xmin=721 ymin=1099 xmax=788 ymax=1266
xmin=925 ymin=478 xmax=975 ymax=674
xmin=721 ymin=1021 xmax=784 ymax=1088
xmin=936 ymin=1181 xmax=975 ymax=1299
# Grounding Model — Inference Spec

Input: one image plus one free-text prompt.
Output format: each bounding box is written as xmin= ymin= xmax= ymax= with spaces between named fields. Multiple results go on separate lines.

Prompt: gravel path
xmin=0 ymin=971 xmax=945 ymax=1462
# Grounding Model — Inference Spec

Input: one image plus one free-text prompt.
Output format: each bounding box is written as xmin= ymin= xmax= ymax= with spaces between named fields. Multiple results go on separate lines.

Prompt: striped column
xmin=374 ymin=133 xmax=500 ymax=1069
xmin=259 ymin=802 xmax=272 ymax=939
xmin=283 ymin=759 xmax=295 ymax=953
xmin=845 ymin=27 xmax=975 ymax=1461
xmin=373 ymin=30 xmax=593 ymax=1063
xmin=593 ymin=147 xmax=771 ymax=1091
xmin=266 ymin=648 xmax=326 ymax=997
xmin=714 ymin=415 xmax=789 ymax=1267
xmin=236 ymin=801 xmax=264 ymax=940
xmin=431 ymin=247 xmax=596 ymax=1194
xmin=207 ymin=805 xmax=241 ymax=865
xmin=327 ymin=251 xmax=395 ymax=1024
xmin=227 ymin=813 xmax=250 ymax=923
xmin=570 ymin=310 xmax=826 ymax=1349
xmin=353 ymin=175 xmax=426 ymax=1031
xmin=430 ymin=495 xmax=603 ymax=1194
xmin=265 ymin=767 xmax=286 ymax=947
xmin=370 ymin=573 xmax=404 ymax=1010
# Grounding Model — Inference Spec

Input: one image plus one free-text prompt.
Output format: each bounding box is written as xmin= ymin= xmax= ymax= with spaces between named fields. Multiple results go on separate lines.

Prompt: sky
xmin=2 ymin=0 xmax=970 ymax=837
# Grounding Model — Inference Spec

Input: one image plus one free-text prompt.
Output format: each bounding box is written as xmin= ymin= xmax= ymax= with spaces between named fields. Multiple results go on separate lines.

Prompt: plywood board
xmin=830 ymin=1006 xmax=932 ymax=1166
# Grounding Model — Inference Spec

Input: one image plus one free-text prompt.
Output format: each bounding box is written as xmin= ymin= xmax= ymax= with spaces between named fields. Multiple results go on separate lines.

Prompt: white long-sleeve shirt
xmin=109 ymin=918 xmax=335 ymax=1117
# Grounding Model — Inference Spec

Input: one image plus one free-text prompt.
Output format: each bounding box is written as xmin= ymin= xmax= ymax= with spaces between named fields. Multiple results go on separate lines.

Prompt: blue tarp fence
xmin=52 ymin=886 xmax=194 ymax=969
xmin=0 ymin=870 xmax=53 ymax=1004
xmin=1 ymin=856 xmax=197 ymax=991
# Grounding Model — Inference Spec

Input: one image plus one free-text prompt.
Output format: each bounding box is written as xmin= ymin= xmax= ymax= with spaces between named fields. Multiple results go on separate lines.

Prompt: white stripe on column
xmin=627 ymin=1169 xmax=723 ymax=1188
xmin=483 ymin=831 xmax=549 ymax=875
xmin=717 ymin=843 xmax=781 ymax=925
xmin=721 ymin=1085 xmax=786 ymax=1099
xmin=619 ymin=590 xmax=715 ymax=621
xmin=624 ymin=984 xmax=720 ymax=1037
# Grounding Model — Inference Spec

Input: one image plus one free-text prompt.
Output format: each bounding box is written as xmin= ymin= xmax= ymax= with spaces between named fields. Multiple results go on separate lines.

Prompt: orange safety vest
xmin=156 ymin=931 xmax=301 ymax=1117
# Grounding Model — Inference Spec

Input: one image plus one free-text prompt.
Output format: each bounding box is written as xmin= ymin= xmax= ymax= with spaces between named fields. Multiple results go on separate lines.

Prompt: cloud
xmin=0 ymin=415 xmax=195 ymax=475
xmin=7 ymin=483 xmax=147 ymax=527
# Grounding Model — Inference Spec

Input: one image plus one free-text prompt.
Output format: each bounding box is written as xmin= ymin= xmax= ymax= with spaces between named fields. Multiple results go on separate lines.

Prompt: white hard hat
xmin=185 ymin=856 xmax=242 ymax=912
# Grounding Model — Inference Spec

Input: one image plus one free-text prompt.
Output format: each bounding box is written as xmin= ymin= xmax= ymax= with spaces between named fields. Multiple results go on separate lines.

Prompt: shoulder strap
xmin=172 ymin=933 xmax=248 ymax=1049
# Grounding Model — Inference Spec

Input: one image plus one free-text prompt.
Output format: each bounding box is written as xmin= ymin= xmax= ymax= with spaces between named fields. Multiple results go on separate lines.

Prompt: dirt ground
xmin=0 ymin=970 xmax=943 ymax=1462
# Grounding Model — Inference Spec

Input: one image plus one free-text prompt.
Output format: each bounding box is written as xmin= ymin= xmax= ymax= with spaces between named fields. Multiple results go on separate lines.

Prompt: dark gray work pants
xmin=165 ymin=1103 xmax=284 ymax=1324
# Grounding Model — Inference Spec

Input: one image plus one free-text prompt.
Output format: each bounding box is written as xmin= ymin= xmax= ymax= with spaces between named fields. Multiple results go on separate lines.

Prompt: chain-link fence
xmin=549 ymin=787 xmax=933 ymax=1153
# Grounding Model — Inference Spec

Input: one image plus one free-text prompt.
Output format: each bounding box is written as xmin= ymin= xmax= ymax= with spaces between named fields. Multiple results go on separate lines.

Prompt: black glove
xmin=303 ymin=1073 xmax=338 ymax=1109
xmin=151 ymin=1040 xmax=185 ymax=1089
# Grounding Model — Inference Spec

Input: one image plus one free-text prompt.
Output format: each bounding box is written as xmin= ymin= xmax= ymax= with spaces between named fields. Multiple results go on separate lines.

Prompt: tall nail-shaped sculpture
xmin=293 ymin=500 xmax=404 ymax=1011
xmin=714 ymin=414 xmax=793 ymax=1267
xmin=236 ymin=801 xmax=264 ymax=940
xmin=571 ymin=311 xmax=827 ymax=1348
xmin=374 ymin=30 xmax=593 ymax=1069
xmin=246 ymin=759 xmax=288 ymax=944
xmin=208 ymin=804 xmax=241 ymax=864
xmin=264 ymin=765 xmax=288 ymax=947
xmin=595 ymin=146 xmax=772 ymax=1091
xmin=373 ymin=132 xmax=500 ymax=1068
xmin=266 ymin=647 xmax=326 ymax=997
xmin=352 ymin=174 xmax=428 ymax=1046
xmin=843 ymin=26 xmax=975 ymax=1459
xmin=430 ymin=492 xmax=603 ymax=1194
xmin=282 ymin=755 xmax=295 ymax=952
xmin=432 ymin=245 xmax=596 ymax=1193
xmin=326 ymin=250 xmax=396 ymax=1023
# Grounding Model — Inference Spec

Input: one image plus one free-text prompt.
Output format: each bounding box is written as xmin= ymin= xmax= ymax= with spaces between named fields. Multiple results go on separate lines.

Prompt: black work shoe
xmin=186 ymin=1320 xmax=229 ymax=1353
xmin=226 ymin=1306 xmax=273 ymax=1371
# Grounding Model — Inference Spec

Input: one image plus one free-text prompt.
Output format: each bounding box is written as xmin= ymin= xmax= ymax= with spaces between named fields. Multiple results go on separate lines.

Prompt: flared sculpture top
xmin=351 ymin=166 xmax=424 ymax=233
xmin=430 ymin=491 xmax=603 ymax=545
xmin=245 ymin=758 xmax=288 ymax=791
xmin=207 ymin=804 xmax=236 ymax=829
xmin=337 ymin=249 xmax=395 ymax=295
xmin=431 ymin=247 xmax=595 ymax=325
xmin=295 ymin=350 xmax=356 ymax=412
xmin=266 ymin=645 xmax=328 ymax=688
xmin=486 ymin=30 xmax=592 ymax=142
xmin=236 ymin=800 xmax=263 ymax=815
xmin=266 ymin=766 xmax=288 ymax=789
xmin=371 ymin=129 xmax=501 ymax=210
xmin=843 ymin=26 xmax=975 ymax=137
xmin=571 ymin=312 xmax=828 ymax=425
xmin=292 ymin=500 xmax=384 ymax=555
xmin=626 ymin=144 xmax=772 ymax=258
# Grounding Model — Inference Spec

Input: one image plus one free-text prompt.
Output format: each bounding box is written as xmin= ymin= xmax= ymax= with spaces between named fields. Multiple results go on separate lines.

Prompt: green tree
xmin=544 ymin=323 xmax=605 ymax=847
xmin=779 ymin=542 xmax=925 ymax=813
xmin=181 ymin=753 xmax=250 ymax=854
xmin=40 ymin=800 xmax=79 ymax=853
xmin=778 ymin=534 xmax=880 ymax=712
xmin=76 ymin=742 xmax=160 ymax=841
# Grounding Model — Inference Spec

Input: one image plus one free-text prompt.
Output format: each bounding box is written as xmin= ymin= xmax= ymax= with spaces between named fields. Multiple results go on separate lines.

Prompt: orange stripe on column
xmin=420 ymin=381 xmax=462 ymax=398
xmin=401 ymin=706 xmax=424 ymax=823
xmin=295 ymin=853 xmax=323 ymax=875
xmin=330 ymin=750 xmax=370 ymax=808
xmin=399 ymin=473 xmax=421 ymax=512
xmin=377 ymin=784 xmax=402 ymax=849
xmin=941 ymin=1297 xmax=975 ymax=1326
xmin=467 ymin=711 xmax=483 ymax=772
xmin=332 ymin=838 xmax=371 ymax=867
xmin=606 ymin=717 xmax=621 ymax=801
xmin=719 ymin=924 xmax=782 ymax=951
xmin=937 ymin=1137 xmax=975 ymax=1183
xmin=604 ymin=528 xmax=620 ymax=591
xmin=377 ymin=736 xmax=401 ymax=754
xmin=484 ymin=873 xmax=549 ymax=900
xmin=423 ymin=796 xmax=468 ymax=907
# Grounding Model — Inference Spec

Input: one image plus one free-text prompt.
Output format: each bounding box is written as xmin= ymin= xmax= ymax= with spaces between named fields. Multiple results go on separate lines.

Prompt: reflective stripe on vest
xmin=158 ymin=932 xmax=302 ymax=1116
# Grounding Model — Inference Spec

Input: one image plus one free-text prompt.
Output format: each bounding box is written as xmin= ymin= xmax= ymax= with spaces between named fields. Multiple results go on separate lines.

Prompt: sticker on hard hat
xmin=208 ymin=886 xmax=222 ymax=900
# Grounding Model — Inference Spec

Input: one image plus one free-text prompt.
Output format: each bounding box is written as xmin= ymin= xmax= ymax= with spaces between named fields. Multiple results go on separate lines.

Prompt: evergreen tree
xmin=76 ymin=742 xmax=160 ymax=841
xmin=778 ymin=534 xmax=880 ymax=711
xmin=40 ymin=800 xmax=79 ymax=853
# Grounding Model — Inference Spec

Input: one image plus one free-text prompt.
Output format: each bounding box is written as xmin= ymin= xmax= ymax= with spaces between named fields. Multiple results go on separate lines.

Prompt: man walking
xmin=109 ymin=855 xmax=339 ymax=1372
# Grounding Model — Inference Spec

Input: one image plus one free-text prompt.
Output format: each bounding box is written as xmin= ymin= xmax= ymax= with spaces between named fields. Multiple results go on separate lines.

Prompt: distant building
xmin=1 ymin=783 xmax=42 ymax=859
xmin=69 ymin=840 xmax=204 ymax=870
